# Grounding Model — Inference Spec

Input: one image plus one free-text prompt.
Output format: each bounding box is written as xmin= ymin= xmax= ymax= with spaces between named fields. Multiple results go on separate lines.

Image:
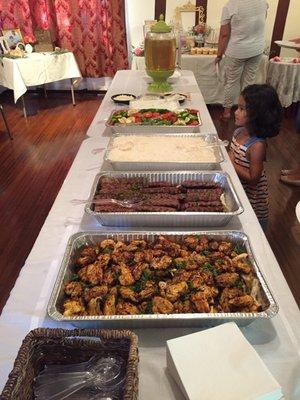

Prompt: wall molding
xmin=270 ymin=0 xmax=291 ymax=57
xmin=195 ymin=0 xmax=208 ymax=25
xmin=155 ymin=0 xmax=166 ymax=21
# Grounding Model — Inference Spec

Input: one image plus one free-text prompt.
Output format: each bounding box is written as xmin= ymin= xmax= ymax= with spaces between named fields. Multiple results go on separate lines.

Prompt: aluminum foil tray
xmin=85 ymin=171 xmax=243 ymax=227
xmin=106 ymin=108 xmax=202 ymax=134
xmin=104 ymin=133 xmax=224 ymax=171
xmin=47 ymin=231 xmax=278 ymax=328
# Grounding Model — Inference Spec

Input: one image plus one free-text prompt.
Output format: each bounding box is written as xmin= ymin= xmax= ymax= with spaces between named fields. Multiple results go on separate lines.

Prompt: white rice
xmin=108 ymin=135 xmax=217 ymax=162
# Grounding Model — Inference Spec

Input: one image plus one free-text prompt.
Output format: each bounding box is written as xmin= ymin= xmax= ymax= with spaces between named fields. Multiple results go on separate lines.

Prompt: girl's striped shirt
xmin=230 ymin=128 xmax=268 ymax=220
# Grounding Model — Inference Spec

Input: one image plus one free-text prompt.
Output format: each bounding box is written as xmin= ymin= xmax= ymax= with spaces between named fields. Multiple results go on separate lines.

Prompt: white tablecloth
xmin=86 ymin=70 xmax=215 ymax=138
xmin=0 ymin=52 xmax=82 ymax=103
xmin=0 ymin=70 xmax=299 ymax=399
xmin=267 ymin=60 xmax=300 ymax=107
xmin=132 ymin=55 xmax=268 ymax=104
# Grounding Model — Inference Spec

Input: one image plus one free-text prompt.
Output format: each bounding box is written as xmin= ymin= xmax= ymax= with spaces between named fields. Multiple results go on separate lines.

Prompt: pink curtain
xmin=0 ymin=0 xmax=129 ymax=77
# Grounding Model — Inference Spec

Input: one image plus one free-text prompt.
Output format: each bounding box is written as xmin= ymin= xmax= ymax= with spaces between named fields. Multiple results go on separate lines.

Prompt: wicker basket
xmin=0 ymin=328 xmax=138 ymax=400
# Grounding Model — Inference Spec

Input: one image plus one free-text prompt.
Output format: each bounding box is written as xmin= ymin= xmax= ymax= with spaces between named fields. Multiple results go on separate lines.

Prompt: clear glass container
xmin=144 ymin=15 xmax=176 ymax=92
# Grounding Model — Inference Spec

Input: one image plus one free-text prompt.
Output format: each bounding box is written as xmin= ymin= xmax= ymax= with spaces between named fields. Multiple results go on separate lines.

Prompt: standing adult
xmin=215 ymin=0 xmax=268 ymax=120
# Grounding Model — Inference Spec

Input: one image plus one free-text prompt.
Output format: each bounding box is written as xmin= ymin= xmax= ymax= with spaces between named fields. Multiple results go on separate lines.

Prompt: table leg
xmin=70 ymin=79 xmax=76 ymax=106
xmin=22 ymin=95 xmax=27 ymax=118
xmin=0 ymin=104 xmax=13 ymax=140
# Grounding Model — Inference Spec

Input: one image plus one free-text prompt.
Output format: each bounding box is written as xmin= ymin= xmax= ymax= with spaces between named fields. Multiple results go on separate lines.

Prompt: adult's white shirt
xmin=221 ymin=0 xmax=268 ymax=59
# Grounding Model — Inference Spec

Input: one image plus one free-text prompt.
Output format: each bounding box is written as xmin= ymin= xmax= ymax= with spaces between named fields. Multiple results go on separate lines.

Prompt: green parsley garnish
xmin=233 ymin=279 xmax=244 ymax=289
xmin=145 ymin=300 xmax=153 ymax=314
xmin=173 ymin=260 xmax=186 ymax=269
xmin=133 ymin=271 xmax=150 ymax=292
xmin=102 ymin=247 xmax=113 ymax=254
xmin=202 ymin=263 xmax=220 ymax=276
xmin=233 ymin=244 xmax=246 ymax=254
xmin=200 ymin=250 xmax=211 ymax=256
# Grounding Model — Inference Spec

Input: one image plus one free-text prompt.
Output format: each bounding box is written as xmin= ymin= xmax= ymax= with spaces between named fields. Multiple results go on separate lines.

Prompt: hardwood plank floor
xmin=0 ymin=93 xmax=299 ymax=316
xmin=0 ymin=90 xmax=102 ymax=312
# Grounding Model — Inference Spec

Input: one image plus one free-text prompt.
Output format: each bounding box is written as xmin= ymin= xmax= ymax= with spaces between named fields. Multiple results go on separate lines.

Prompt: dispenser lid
xmin=151 ymin=14 xmax=172 ymax=33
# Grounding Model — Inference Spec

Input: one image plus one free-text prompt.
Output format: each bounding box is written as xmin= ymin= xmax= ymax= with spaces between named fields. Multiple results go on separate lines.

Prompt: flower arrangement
xmin=192 ymin=23 xmax=211 ymax=38
xmin=23 ymin=34 xmax=36 ymax=45
xmin=132 ymin=43 xmax=144 ymax=57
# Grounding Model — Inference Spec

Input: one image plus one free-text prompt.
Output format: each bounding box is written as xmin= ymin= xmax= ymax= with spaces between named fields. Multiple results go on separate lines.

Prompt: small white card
xmin=166 ymin=322 xmax=283 ymax=400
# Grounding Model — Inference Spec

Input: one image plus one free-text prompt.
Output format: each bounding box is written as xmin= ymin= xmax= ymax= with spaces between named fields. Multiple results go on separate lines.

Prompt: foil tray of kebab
xmin=84 ymin=171 xmax=243 ymax=227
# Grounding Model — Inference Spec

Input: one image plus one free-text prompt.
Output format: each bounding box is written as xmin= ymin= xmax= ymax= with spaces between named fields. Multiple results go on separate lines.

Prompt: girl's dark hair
xmin=241 ymin=84 xmax=283 ymax=138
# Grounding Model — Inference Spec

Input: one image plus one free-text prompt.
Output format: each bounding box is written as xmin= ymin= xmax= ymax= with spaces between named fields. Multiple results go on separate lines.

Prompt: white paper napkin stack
xmin=166 ymin=322 xmax=283 ymax=400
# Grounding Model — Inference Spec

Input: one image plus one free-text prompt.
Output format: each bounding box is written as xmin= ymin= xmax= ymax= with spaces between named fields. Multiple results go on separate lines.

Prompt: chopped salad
xmin=109 ymin=108 xmax=200 ymax=126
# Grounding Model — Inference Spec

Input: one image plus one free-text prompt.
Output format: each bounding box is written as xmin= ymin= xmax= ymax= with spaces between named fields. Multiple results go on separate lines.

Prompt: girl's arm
xmin=232 ymin=141 xmax=266 ymax=185
xmin=228 ymin=148 xmax=235 ymax=163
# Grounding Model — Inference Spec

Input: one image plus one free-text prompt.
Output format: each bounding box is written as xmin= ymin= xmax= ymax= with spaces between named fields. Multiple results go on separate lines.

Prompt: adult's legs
xmin=241 ymin=54 xmax=263 ymax=90
xmin=223 ymin=56 xmax=244 ymax=119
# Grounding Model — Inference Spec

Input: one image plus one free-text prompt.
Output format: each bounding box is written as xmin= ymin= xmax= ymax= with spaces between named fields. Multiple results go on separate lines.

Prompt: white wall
xmin=125 ymin=0 xmax=155 ymax=49
xmin=125 ymin=0 xmax=299 ymax=59
xmin=206 ymin=0 xmax=279 ymax=54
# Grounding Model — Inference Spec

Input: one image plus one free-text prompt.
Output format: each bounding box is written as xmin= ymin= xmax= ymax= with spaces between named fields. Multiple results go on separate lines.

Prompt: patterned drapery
xmin=0 ymin=0 xmax=129 ymax=77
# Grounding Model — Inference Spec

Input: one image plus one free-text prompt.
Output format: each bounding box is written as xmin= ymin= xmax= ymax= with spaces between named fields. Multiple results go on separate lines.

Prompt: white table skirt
xmin=0 ymin=70 xmax=299 ymax=399
xmin=267 ymin=60 xmax=300 ymax=107
xmin=131 ymin=55 xmax=268 ymax=104
xmin=0 ymin=52 xmax=82 ymax=103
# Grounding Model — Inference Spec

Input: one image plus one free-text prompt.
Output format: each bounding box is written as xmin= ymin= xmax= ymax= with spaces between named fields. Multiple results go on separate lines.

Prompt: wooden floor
xmin=0 ymin=92 xmax=299 ymax=316
xmin=0 ymin=90 xmax=101 ymax=312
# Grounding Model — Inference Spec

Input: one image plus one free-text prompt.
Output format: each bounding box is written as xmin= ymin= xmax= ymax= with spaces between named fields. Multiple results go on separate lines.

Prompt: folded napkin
xmin=166 ymin=322 xmax=283 ymax=400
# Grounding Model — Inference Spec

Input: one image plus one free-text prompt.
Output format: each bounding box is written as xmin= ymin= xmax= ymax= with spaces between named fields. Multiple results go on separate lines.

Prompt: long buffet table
xmin=131 ymin=55 xmax=268 ymax=104
xmin=0 ymin=70 xmax=299 ymax=399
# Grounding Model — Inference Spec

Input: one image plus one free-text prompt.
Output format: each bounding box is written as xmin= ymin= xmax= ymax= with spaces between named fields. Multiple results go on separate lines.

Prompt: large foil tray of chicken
xmin=47 ymin=231 xmax=278 ymax=328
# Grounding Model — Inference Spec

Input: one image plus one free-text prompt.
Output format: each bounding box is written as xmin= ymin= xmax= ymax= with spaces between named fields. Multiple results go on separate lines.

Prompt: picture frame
xmin=2 ymin=28 xmax=23 ymax=49
xmin=0 ymin=36 xmax=10 ymax=54
xmin=34 ymin=29 xmax=54 ymax=52
xmin=173 ymin=1 xmax=205 ymax=32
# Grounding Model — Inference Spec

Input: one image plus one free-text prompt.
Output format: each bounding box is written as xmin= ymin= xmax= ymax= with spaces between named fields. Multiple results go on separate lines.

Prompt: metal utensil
xmin=71 ymin=198 xmax=142 ymax=208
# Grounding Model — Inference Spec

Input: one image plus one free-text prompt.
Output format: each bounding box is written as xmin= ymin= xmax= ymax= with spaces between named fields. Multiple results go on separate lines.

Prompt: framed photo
xmin=0 ymin=36 xmax=10 ymax=54
xmin=34 ymin=29 xmax=54 ymax=52
xmin=2 ymin=28 xmax=23 ymax=49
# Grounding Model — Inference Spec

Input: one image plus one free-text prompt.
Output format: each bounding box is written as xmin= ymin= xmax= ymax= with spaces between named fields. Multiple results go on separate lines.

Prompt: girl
xmin=229 ymin=84 xmax=283 ymax=230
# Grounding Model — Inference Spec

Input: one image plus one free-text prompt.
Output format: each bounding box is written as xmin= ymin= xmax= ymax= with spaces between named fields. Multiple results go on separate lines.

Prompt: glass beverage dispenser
xmin=144 ymin=15 xmax=176 ymax=92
